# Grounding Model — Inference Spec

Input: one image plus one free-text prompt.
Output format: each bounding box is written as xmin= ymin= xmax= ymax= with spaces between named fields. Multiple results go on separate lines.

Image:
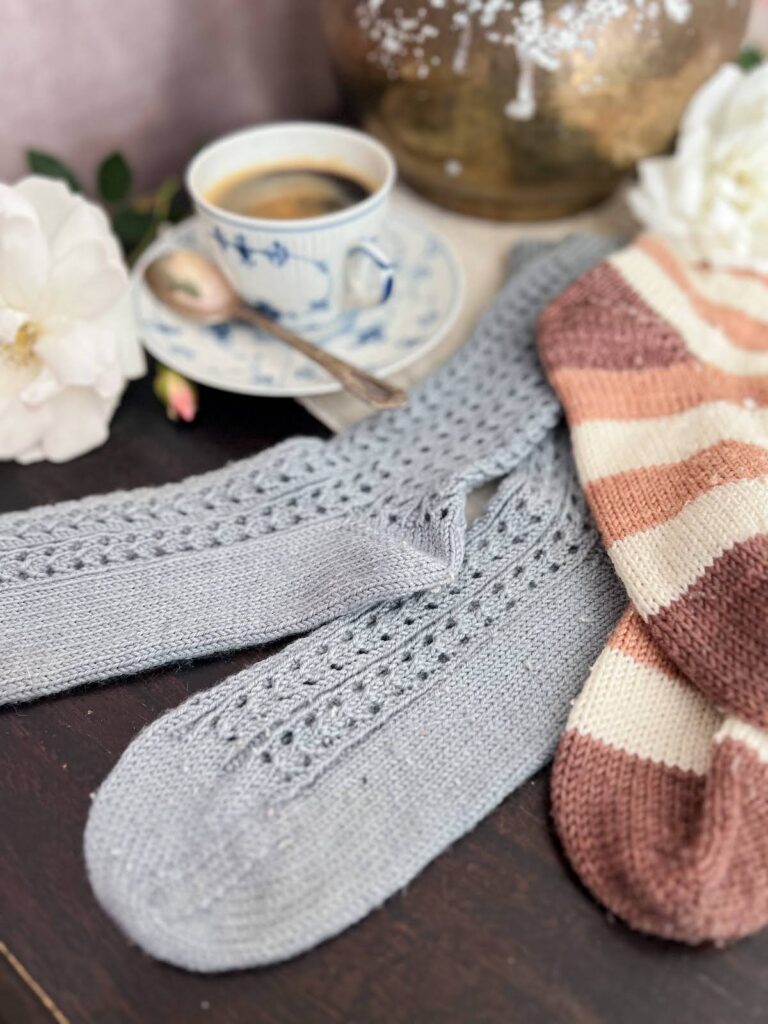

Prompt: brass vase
xmin=321 ymin=0 xmax=750 ymax=220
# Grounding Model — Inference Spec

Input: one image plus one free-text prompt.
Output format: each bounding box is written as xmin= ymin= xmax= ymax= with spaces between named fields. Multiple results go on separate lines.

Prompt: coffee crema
xmin=205 ymin=161 xmax=374 ymax=221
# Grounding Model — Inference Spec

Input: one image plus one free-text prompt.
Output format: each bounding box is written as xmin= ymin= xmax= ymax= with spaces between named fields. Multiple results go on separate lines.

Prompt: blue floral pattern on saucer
xmin=132 ymin=214 xmax=463 ymax=398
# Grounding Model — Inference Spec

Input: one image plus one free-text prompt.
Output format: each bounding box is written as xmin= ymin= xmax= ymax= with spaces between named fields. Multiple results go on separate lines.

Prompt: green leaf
xmin=152 ymin=177 xmax=182 ymax=222
xmin=26 ymin=150 xmax=81 ymax=192
xmin=112 ymin=208 xmax=154 ymax=249
xmin=169 ymin=185 xmax=192 ymax=224
xmin=97 ymin=152 xmax=133 ymax=203
xmin=737 ymin=47 xmax=763 ymax=71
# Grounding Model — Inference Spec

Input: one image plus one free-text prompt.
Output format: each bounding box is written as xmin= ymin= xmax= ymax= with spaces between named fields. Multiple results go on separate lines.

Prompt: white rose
xmin=0 ymin=176 xmax=145 ymax=464
xmin=629 ymin=63 xmax=768 ymax=272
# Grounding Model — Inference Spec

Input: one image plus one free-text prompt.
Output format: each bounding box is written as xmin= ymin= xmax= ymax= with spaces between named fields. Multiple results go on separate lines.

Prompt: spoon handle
xmin=236 ymin=306 xmax=407 ymax=410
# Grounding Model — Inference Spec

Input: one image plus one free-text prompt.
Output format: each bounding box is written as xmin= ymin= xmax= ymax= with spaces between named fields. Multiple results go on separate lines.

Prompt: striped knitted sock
xmin=538 ymin=234 xmax=768 ymax=943
xmin=538 ymin=233 xmax=768 ymax=725
xmin=553 ymin=609 xmax=768 ymax=944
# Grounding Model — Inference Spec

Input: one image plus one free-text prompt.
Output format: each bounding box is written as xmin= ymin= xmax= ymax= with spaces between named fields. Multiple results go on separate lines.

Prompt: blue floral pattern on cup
xmin=211 ymin=228 xmax=334 ymax=320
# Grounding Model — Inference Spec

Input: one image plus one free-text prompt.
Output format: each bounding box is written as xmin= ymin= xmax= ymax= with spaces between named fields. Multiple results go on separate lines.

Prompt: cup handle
xmin=345 ymin=239 xmax=395 ymax=309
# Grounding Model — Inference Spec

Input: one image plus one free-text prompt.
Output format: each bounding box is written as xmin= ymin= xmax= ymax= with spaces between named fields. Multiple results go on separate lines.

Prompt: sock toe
xmin=552 ymin=611 xmax=768 ymax=944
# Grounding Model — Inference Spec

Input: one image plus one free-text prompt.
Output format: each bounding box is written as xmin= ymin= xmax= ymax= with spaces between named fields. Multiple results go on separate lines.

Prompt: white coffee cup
xmin=186 ymin=122 xmax=397 ymax=326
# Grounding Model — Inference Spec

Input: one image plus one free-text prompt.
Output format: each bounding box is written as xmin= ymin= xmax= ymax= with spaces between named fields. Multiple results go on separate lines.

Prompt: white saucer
xmin=132 ymin=214 xmax=464 ymax=398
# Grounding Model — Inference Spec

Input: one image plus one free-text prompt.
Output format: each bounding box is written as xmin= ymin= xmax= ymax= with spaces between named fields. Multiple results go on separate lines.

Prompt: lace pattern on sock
xmin=172 ymin=435 xmax=601 ymax=807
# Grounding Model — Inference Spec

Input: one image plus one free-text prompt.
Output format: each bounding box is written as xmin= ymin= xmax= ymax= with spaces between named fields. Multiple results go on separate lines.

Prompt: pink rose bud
xmin=153 ymin=366 xmax=198 ymax=423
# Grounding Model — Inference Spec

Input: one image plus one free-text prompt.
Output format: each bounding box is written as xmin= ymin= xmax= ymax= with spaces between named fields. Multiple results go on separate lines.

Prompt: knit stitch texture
xmin=538 ymin=234 xmax=768 ymax=944
xmin=1 ymin=235 xmax=614 ymax=705
xmin=538 ymin=233 xmax=768 ymax=725
xmin=85 ymin=428 xmax=625 ymax=971
xmin=553 ymin=608 xmax=768 ymax=944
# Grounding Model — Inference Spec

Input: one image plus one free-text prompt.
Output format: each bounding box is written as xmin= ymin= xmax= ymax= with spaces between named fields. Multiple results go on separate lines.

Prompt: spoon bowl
xmin=144 ymin=249 xmax=244 ymax=326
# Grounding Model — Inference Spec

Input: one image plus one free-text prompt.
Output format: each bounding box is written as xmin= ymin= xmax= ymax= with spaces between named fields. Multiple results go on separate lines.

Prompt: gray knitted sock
xmin=85 ymin=427 xmax=624 ymax=972
xmin=1 ymin=235 xmax=614 ymax=705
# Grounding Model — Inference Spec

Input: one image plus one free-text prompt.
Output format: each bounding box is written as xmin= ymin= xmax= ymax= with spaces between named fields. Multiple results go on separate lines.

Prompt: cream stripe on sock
xmin=572 ymin=403 xmax=768 ymax=481
xmin=639 ymin=234 xmax=768 ymax=324
xmin=681 ymin=264 xmax=768 ymax=325
xmin=568 ymin=647 xmax=720 ymax=774
xmin=611 ymin=248 xmax=768 ymax=377
xmin=716 ymin=718 xmax=768 ymax=766
xmin=609 ymin=477 xmax=768 ymax=616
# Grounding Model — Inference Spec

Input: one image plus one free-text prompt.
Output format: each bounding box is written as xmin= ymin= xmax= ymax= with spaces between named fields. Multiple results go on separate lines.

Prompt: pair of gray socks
xmin=4 ymin=237 xmax=625 ymax=971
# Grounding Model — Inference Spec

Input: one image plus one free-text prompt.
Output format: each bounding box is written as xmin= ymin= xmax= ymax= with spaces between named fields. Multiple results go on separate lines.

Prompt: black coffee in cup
xmin=206 ymin=162 xmax=373 ymax=220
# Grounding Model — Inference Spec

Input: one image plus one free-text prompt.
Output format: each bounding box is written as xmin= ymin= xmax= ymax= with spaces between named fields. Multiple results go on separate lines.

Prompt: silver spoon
xmin=144 ymin=249 xmax=407 ymax=410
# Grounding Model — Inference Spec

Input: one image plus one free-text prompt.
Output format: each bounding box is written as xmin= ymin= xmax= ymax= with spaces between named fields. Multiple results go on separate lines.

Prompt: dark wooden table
xmin=2 ymin=377 xmax=767 ymax=1024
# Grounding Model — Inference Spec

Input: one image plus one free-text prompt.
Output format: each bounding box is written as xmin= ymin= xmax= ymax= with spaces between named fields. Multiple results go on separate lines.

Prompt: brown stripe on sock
xmin=552 ymin=729 xmax=768 ymax=943
xmin=639 ymin=235 xmax=768 ymax=353
xmin=587 ymin=443 xmax=768 ymax=544
xmin=538 ymin=262 xmax=693 ymax=373
xmin=550 ymin=364 xmax=768 ymax=426
xmin=649 ymin=535 xmax=768 ymax=727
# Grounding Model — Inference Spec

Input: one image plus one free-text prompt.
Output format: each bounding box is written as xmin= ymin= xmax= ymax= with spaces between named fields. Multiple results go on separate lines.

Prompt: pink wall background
xmin=3 ymin=1 xmax=759 ymax=193
xmin=2 ymin=0 xmax=339 ymax=190
xmin=748 ymin=0 xmax=768 ymax=47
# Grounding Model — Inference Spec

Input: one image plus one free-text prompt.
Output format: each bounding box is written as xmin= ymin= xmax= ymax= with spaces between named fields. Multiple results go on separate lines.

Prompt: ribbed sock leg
xmin=84 ymin=430 xmax=624 ymax=972
xmin=538 ymin=234 xmax=768 ymax=725
xmin=552 ymin=609 xmax=768 ymax=944
xmin=2 ymin=235 xmax=613 ymax=706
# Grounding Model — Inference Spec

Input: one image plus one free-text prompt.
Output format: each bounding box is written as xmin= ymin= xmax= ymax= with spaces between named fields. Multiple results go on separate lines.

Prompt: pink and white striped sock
xmin=538 ymin=234 xmax=768 ymax=943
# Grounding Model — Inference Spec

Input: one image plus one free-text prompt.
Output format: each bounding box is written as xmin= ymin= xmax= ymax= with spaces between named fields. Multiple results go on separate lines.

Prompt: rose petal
xmin=20 ymin=366 xmax=63 ymax=407
xmin=720 ymin=63 xmax=768 ymax=132
xmin=50 ymin=199 xmax=119 ymax=264
xmin=0 ymin=307 xmax=28 ymax=344
xmin=46 ymin=240 xmax=128 ymax=319
xmin=0 ymin=395 xmax=50 ymax=461
xmin=672 ymin=154 xmax=706 ymax=221
xmin=680 ymin=63 xmax=741 ymax=135
xmin=0 ymin=184 xmax=49 ymax=312
xmin=628 ymin=157 xmax=697 ymax=239
xmin=94 ymin=361 xmax=125 ymax=400
xmin=15 ymin=179 xmax=130 ymax=320
xmin=14 ymin=176 xmax=81 ymax=244
xmin=108 ymin=289 xmax=146 ymax=380
xmin=16 ymin=444 xmax=46 ymax=465
xmin=0 ymin=355 xmax=37 ymax=399
xmin=39 ymin=388 xmax=114 ymax=462
xmin=35 ymin=320 xmax=116 ymax=388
